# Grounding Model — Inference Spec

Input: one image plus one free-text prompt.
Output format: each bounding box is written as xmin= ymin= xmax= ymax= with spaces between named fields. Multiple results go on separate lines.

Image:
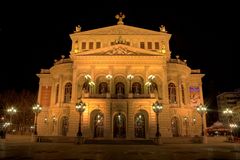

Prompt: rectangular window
xmin=140 ymin=42 xmax=145 ymax=49
xmin=147 ymin=42 xmax=152 ymax=49
xmin=111 ymin=42 xmax=115 ymax=46
xmin=89 ymin=42 xmax=94 ymax=49
xmin=82 ymin=42 xmax=86 ymax=49
xmin=126 ymin=42 xmax=130 ymax=46
xmin=55 ymin=84 xmax=59 ymax=104
xmin=96 ymin=42 xmax=101 ymax=48
xmin=155 ymin=42 xmax=160 ymax=49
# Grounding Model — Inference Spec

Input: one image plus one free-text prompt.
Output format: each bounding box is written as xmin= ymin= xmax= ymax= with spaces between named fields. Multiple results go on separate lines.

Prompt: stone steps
xmin=84 ymin=139 xmax=155 ymax=145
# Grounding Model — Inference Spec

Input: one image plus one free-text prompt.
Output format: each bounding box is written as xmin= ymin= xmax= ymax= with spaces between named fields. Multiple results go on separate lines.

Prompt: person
xmin=0 ymin=128 xmax=6 ymax=139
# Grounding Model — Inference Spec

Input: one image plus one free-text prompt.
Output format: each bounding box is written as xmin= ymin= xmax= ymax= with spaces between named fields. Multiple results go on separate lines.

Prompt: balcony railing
xmin=84 ymin=93 xmax=154 ymax=99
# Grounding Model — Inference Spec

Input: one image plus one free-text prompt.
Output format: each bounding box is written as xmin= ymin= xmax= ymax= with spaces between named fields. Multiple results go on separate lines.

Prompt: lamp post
xmin=76 ymin=99 xmax=86 ymax=140
xmin=7 ymin=106 xmax=17 ymax=133
xmin=223 ymin=108 xmax=233 ymax=124
xmin=152 ymin=101 xmax=163 ymax=142
xmin=145 ymin=81 xmax=151 ymax=94
xmin=196 ymin=104 xmax=207 ymax=143
xmin=32 ymin=103 xmax=42 ymax=135
xmin=229 ymin=123 xmax=238 ymax=138
xmin=223 ymin=108 xmax=233 ymax=140
xmin=127 ymin=74 xmax=134 ymax=93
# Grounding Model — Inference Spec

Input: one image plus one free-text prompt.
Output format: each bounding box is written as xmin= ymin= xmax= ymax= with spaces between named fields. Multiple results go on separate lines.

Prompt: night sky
xmin=0 ymin=1 xmax=239 ymax=122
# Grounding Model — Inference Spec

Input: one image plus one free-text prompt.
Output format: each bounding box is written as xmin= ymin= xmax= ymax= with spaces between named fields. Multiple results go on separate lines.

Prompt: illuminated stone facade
xmin=36 ymin=15 xmax=206 ymax=139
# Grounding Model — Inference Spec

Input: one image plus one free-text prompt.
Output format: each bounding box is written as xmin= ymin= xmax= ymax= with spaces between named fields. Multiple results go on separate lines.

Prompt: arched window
xmin=82 ymin=82 xmax=89 ymax=93
xmin=115 ymin=82 xmax=125 ymax=95
xmin=55 ymin=84 xmax=59 ymax=104
xmin=64 ymin=82 xmax=72 ymax=103
xmin=181 ymin=84 xmax=185 ymax=104
xmin=132 ymin=82 xmax=141 ymax=94
xmin=98 ymin=82 xmax=108 ymax=94
xmin=168 ymin=83 xmax=176 ymax=104
xmin=150 ymin=82 xmax=158 ymax=93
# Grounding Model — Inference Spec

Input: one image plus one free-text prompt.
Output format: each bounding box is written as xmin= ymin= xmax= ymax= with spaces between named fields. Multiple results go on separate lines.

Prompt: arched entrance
xmin=61 ymin=116 xmax=69 ymax=136
xmin=134 ymin=113 xmax=145 ymax=138
xmin=171 ymin=117 xmax=179 ymax=137
xmin=113 ymin=113 xmax=126 ymax=138
xmin=94 ymin=112 xmax=104 ymax=137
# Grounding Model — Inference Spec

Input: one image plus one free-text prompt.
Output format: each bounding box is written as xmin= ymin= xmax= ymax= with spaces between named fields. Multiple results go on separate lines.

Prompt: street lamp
xmin=196 ymin=104 xmax=207 ymax=136
xmin=145 ymin=75 xmax=155 ymax=94
xmin=7 ymin=106 xmax=17 ymax=132
xmin=223 ymin=108 xmax=233 ymax=124
xmin=145 ymin=81 xmax=151 ymax=94
xmin=229 ymin=123 xmax=238 ymax=138
xmin=223 ymin=108 xmax=233 ymax=138
xmin=127 ymin=74 xmax=134 ymax=93
xmin=76 ymin=99 xmax=86 ymax=138
xmin=32 ymin=103 xmax=42 ymax=135
xmin=152 ymin=101 xmax=163 ymax=138
xmin=7 ymin=106 xmax=17 ymax=124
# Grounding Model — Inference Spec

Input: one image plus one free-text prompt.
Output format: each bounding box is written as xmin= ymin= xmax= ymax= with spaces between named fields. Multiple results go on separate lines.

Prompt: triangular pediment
xmin=72 ymin=24 xmax=169 ymax=35
xmin=74 ymin=44 xmax=164 ymax=56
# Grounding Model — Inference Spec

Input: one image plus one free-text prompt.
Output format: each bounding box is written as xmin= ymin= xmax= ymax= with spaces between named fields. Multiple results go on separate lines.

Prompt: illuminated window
xmin=140 ymin=42 xmax=145 ymax=49
xmin=147 ymin=42 xmax=152 ymax=49
xmin=168 ymin=83 xmax=177 ymax=104
xmin=82 ymin=42 xmax=86 ymax=49
xmin=96 ymin=42 xmax=101 ymax=48
xmin=64 ymin=82 xmax=72 ymax=103
xmin=155 ymin=42 xmax=160 ymax=49
xmin=89 ymin=42 xmax=94 ymax=49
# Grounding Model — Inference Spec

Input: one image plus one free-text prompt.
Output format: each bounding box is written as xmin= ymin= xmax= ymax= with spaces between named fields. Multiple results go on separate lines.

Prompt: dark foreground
xmin=1 ymin=135 xmax=240 ymax=160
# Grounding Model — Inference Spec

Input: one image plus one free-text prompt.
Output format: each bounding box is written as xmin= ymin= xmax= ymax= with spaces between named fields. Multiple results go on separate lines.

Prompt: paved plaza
xmin=1 ymin=135 xmax=240 ymax=160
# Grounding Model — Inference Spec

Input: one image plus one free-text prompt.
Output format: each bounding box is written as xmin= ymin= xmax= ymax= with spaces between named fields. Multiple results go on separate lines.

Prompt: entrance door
xmin=113 ymin=113 xmax=126 ymax=138
xmin=61 ymin=116 xmax=68 ymax=136
xmin=171 ymin=117 xmax=179 ymax=137
xmin=94 ymin=112 xmax=104 ymax=137
xmin=135 ymin=113 xmax=145 ymax=138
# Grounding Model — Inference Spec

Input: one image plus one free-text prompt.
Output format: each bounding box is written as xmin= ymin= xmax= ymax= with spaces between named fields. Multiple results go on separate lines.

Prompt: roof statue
xmin=74 ymin=25 xmax=81 ymax=32
xmin=114 ymin=36 xmax=126 ymax=44
xmin=115 ymin=12 xmax=125 ymax=25
xmin=160 ymin=25 xmax=167 ymax=32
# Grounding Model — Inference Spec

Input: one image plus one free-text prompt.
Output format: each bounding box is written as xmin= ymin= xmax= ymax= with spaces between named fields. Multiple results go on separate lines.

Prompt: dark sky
xmin=0 ymin=1 xmax=239 ymax=117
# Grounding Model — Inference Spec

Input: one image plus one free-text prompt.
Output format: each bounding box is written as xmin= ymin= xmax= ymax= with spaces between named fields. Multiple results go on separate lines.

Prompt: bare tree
xmin=0 ymin=89 xmax=37 ymax=134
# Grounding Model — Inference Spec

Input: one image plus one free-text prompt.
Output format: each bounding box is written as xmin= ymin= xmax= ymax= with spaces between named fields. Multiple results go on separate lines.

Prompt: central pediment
xmin=72 ymin=24 xmax=168 ymax=35
xmin=75 ymin=44 xmax=164 ymax=56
